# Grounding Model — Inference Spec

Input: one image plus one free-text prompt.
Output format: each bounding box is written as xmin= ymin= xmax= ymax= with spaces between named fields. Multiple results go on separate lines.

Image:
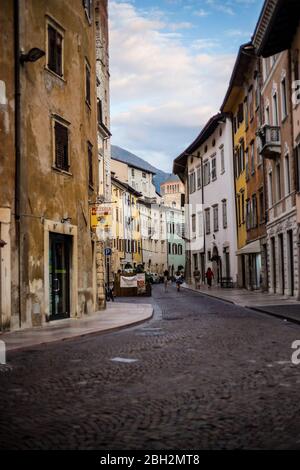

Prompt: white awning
xmin=236 ymin=240 xmax=261 ymax=255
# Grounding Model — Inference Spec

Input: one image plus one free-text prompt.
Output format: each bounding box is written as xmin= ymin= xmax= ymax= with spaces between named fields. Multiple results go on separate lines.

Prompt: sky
xmin=109 ymin=0 xmax=264 ymax=172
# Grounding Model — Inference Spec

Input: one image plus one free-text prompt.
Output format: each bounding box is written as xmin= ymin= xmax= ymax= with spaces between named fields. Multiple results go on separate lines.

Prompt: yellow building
xmin=111 ymin=178 xmax=125 ymax=273
xmin=221 ymin=43 xmax=252 ymax=287
xmin=111 ymin=177 xmax=142 ymax=272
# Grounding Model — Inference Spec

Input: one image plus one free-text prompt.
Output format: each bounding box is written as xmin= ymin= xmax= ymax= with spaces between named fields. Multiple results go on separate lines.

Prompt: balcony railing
xmin=257 ymin=124 xmax=281 ymax=159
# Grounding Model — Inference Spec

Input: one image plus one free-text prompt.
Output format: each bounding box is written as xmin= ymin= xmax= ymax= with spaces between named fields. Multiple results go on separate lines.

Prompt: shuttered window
xmin=54 ymin=122 xmax=69 ymax=171
xmin=86 ymin=63 xmax=91 ymax=105
xmin=88 ymin=142 xmax=93 ymax=187
xmin=48 ymin=25 xmax=63 ymax=77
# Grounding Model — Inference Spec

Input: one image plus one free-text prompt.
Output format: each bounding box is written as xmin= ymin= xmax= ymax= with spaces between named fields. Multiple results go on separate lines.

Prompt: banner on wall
xmin=120 ymin=275 xmax=137 ymax=288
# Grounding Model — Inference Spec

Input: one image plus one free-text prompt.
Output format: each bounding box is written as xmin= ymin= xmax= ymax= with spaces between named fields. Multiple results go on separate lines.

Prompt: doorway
xmin=49 ymin=233 xmax=71 ymax=320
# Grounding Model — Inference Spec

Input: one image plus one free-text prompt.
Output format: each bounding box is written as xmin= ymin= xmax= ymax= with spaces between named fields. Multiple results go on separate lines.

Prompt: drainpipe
xmin=14 ymin=0 xmax=22 ymax=328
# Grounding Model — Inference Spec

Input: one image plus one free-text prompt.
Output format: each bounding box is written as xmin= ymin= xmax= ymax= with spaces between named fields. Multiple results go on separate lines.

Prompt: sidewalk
xmin=183 ymin=283 xmax=300 ymax=324
xmin=0 ymin=302 xmax=153 ymax=352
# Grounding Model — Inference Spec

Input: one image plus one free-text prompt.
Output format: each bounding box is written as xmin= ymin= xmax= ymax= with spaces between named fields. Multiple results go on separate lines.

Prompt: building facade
xmin=253 ymin=3 xmax=299 ymax=298
xmin=173 ymin=114 xmax=238 ymax=286
xmin=0 ymin=0 xmax=105 ymax=330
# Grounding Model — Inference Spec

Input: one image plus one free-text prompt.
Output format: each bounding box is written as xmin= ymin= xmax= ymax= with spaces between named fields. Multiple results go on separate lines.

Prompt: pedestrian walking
xmin=175 ymin=271 xmax=183 ymax=292
xmin=163 ymin=269 xmax=169 ymax=292
xmin=205 ymin=267 xmax=214 ymax=288
xmin=193 ymin=267 xmax=201 ymax=290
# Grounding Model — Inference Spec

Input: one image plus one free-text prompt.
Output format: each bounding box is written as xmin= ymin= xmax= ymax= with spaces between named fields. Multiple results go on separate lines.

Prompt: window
xmin=245 ymin=148 xmax=249 ymax=180
xmin=97 ymin=99 xmax=103 ymax=125
xmin=246 ymin=199 xmax=251 ymax=230
xmin=220 ymin=146 xmax=225 ymax=173
xmin=257 ymin=136 xmax=263 ymax=166
xmin=244 ymin=97 xmax=249 ymax=128
xmin=276 ymin=163 xmax=281 ymax=201
xmin=213 ymin=205 xmax=219 ymax=232
xmin=47 ymin=23 xmax=63 ymax=77
xmin=285 ymin=154 xmax=291 ymax=195
xmin=203 ymin=161 xmax=210 ymax=185
xmin=197 ymin=167 xmax=202 ymax=189
xmin=142 ymin=172 xmax=146 ymax=178
xmin=268 ymin=172 xmax=273 ymax=208
xmin=205 ymin=208 xmax=210 ymax=235
xmin=272 ymin=92 xmax=279 ymax=126
xmin=54 ymin=120 xmax=69 ymax=171
xmin=178 ymin=244 xmax=182 ymax=255
xmin=189 ymin=171 xmax=196 ymax=193
xmin=249 ymin=87 xmax=254 ymax=121
xmin=281 ymin=77 xmax=288 ymax=120
xmin=222 ymin=199 xmax=227 ymax=229
xmin=83 ymin=0 xmax=93 ymax=22
xmin=241 ymin=192 xmax=245 ymax=224
xmin=265 ymin=105 xmax=270 ymax=125
xmin=85 ymin=62 xmax=91 ymax=105
xmin=172 ymin=243 xmax=177 ymax=255
xmin=131 ymin=168 xmax=135 ymax=178
xmin=250 ymin=141 xmax=255 ymax=175
xmin=259 ymin=189 xmax=264 ymax=223
xmin=255 ymin=75 xmax=260 ymax=109
xmin=211 ymin=156 xmax=217 ymax=181
xmin=252 ymin=194 xmax=257 ymax=228
xmin=238 ymin=103 xmax=244 ymax=125
xmin=88 ymin=142 xmax=93 ymax=187
xmin=168 ymin=243 xmax=171 ymax=254
xmin=237 ymin=194 xmax=241 ymax=226
xmin=191 ymin=214 xmax=196 ymax=234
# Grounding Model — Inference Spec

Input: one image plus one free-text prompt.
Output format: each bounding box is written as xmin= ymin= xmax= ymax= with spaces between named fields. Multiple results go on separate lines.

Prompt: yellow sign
xmin=90 ymin=204 xmax=112 ymax=230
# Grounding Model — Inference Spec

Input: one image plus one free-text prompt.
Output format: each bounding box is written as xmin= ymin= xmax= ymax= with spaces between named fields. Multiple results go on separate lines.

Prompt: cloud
xmin=206 ymin=0 xmax=235 ymax=15
xmin=109 ymin=1 xmax=235 ymax=171
xmin=225 ymin=29 xmax=251 ymax=38
xmin=194 ymin=9 xmax=210 ymax=17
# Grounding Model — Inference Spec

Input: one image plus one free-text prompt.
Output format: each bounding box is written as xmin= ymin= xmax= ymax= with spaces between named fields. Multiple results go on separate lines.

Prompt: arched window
xmin=172 ymin=243 xmax=177 ymax=255
xmin=178 ymin=244 xmax=182 ymax=255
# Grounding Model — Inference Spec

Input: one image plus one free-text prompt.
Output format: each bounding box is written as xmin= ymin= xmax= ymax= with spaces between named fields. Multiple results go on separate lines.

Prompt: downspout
xmin=14 ymin=0 xmax=22 ymax=328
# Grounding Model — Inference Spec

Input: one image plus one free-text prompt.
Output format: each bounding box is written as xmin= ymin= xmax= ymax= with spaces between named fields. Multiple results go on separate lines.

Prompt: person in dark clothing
xmin=205 ymin=267 xmax=214 ymax=288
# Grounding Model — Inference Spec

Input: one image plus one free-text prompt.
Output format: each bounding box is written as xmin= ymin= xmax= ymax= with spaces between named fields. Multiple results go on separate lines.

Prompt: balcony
xmin=257 ymin=125 xmax=281 ymax=160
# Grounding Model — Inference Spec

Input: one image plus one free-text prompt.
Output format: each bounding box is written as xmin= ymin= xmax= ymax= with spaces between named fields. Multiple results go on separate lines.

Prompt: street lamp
xmin=20 ymin=47 xmax=45 ymax=64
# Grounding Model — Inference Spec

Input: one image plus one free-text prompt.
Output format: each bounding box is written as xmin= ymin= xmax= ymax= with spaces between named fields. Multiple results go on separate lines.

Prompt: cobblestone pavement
xmin=1 ymin=284 xmax=300 ymax=450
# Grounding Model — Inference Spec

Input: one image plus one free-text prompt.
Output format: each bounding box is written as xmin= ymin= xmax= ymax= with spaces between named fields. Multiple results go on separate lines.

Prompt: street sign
xmin=104 ymin=248 xmax=112 ymax=256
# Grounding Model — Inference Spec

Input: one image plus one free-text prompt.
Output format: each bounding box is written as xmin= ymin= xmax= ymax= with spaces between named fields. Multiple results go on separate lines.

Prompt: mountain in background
xmin=111 ymin=145 xmax=171 ymax=194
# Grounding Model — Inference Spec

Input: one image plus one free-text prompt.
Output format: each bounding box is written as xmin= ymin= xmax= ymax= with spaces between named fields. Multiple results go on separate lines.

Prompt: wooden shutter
xmin=55 ymin=122 xmax=68 ymax=170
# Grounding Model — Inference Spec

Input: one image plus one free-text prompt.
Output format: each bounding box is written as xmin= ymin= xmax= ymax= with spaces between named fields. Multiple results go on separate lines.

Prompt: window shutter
xmin=55 ymin=122 xmax=68 ymax=170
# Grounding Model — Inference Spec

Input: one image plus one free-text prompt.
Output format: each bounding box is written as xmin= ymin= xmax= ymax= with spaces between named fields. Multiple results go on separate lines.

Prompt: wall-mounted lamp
xmin=20 ymin=47 xmax=45 ymax=64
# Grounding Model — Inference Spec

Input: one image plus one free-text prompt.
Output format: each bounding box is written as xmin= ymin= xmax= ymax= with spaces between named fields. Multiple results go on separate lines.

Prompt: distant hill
xmin=111 ymin=145 xmax=170 ymax=194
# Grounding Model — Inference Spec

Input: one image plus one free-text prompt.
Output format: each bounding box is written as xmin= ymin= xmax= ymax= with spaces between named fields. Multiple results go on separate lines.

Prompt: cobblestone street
xmin=1 ymin=284 xmax=300 ymax=450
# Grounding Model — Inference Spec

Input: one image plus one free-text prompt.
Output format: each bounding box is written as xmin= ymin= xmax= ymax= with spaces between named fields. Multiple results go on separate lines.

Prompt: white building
xmin=174 ymin=113 xmax=238 ymax=285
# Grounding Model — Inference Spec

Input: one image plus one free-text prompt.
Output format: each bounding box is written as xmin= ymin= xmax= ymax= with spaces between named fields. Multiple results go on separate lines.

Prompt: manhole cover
xmin=111 ymin=357 xmax=138 ymax=364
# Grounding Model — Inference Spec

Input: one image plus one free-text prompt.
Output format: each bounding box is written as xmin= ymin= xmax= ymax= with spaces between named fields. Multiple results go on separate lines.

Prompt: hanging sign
xmin=90 ymin=204 xmax=112 ymax=231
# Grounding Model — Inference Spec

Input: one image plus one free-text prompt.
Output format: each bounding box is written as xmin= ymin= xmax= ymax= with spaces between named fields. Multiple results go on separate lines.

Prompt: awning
xmin=236 ymin=240 xmax=261 ymax=255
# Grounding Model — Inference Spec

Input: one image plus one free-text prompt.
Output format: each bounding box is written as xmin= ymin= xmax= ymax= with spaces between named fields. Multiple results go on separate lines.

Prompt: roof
xmin=252 ymin=0 xmax=300 ymax=57
xmin=111 ymin=176 xmax=142 ymax=197
xmin=111 ymin=156 xmax=156 ymax=175
xmin=161 ymin=174 xmax=180 ymax=185
xmin=220 ymin=42 xmax=255 ymax=113
xmin=173 ymin=113 xmax=225 ymax=178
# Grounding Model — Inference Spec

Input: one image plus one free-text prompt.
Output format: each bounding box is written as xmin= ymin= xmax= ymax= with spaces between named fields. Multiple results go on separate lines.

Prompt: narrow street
xmin=1 ymin=285 xmax=300 ymax=450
